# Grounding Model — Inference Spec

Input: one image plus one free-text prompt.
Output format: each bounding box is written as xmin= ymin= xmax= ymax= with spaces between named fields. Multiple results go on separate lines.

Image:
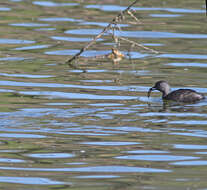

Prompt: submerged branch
xmin=66 ymin=0 xmax=158 ymax=65
xmin=66 ymin=0 xmax=140 ymax=64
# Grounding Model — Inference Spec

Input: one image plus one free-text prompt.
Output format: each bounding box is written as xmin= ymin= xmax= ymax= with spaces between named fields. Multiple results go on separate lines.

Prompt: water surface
xmin=0 ymin=0 xmax=207 ymax=190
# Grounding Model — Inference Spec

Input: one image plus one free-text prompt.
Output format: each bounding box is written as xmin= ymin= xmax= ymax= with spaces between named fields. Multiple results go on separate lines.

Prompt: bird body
xmin=148 ymin=81 xmax=205 ymax=103
xmin=163 ymin=88 xmax=205 ymax=103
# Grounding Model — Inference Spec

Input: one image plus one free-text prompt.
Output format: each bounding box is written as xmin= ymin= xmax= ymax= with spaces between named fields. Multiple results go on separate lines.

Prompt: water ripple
xmin=0 ymin=7 xmax=11 ymax=11
xmin=0 ymin=176 xmax=65 ymax=185
xmin=51 ymin=36 xmax=100 ymax=42
xmin=173 ymin=144 xmax=207 ymax=149
xmin=171 ymin=160 xmax=207 ymax=166
xmin=39 ymin=17 xmax=82 ymax=22
xmin=0 ymin=158 xmax=26 ymax=163
xmin=19 ymin=90 xmax=136 ymax=100
xmin=85 ymin=5 xmax=204 ymax=14
xmin=0 ymin=57 xmax=27 ymax=61
xmin=0 ymin=166 xmax=171 ymax=173
xmin=158 ymin=54 xmax=207 ymax=59
xmin=33 ymin=1 xmax=78 ymax=7
xmin=0 ymin=133 xmax=46 ymax=138
xmin=116 ymin=155 xmax=199 ymax=161
xmin=166 ymin=62 xmax=207 ymax=67
xmin=75 ymin=175 xmax=119 ymax=179
xmin=10 ymin=23 xmax=50 ymax=27
xmin=0 ymin=73 xmax=53 ymax=78
xmin=0 ymin=39 xmax=35 ymax=44
xmin=13 ymin=44 xmax=51 ymax=51
xmin=81 ymin=141 xmax=140 ymax=146
xmin=27 ymin=153 xmax=74 ymax=158
xmin=150 ymin=14 xmax=182 ymax=17
xmin=66 ymin=29 xmax=207 ymax=39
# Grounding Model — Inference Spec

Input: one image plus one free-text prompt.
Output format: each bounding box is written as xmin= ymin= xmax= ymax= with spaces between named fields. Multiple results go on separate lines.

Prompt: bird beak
xmin=147 ymin=87 xmax=155 ymax=98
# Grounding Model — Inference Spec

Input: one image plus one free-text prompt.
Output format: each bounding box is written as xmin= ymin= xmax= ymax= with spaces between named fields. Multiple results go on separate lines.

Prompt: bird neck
xmin=162 ymin=89 xmax=170 ymax=98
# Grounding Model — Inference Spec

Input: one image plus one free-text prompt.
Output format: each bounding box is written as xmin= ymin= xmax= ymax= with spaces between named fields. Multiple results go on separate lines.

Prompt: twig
xmin=66 ymin=0 xmax=140 ymax=64
xmin=127 ymin=10 xmax=142 ymax=24
xmin=118 ymin=36 xmax=159 ymax=54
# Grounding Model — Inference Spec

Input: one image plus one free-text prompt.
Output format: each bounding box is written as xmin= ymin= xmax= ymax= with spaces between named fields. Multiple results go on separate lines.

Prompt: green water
xmin=0 ymin=0 xmax=206 ymax=189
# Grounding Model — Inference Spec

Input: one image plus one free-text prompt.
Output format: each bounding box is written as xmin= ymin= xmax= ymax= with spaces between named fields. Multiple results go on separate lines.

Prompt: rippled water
xmin=0 ymin=0 xmax=207 ymax=189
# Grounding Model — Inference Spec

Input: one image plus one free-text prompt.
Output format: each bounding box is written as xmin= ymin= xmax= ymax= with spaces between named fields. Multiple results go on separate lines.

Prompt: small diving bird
xmin=148 ymin=80 xmax=205 ymax=103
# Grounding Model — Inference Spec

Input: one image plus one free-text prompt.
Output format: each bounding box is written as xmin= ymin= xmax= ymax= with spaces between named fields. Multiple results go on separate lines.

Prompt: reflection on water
xmin=51 ymin=36 xmax=99 ymax=42
xmin=0 ymin=7 xmax=11 ymax=11
xmin=65 ymin=29 xmax=207 ymax=39
xmin=32 ymin=1 xmax=78 ymax=7
xmin=27 ymin=153 xmax=75 ymax=158
xmin=39 ymin=17 xmax=82 ymax=22
xmin=0 ymin=176 xmax=65 ymax=185
xmin=116 ymin=155 xmax=199 ymax=161
xmin=0 ymin=0 xmax=207 ymax=190
xmin=85 ymin=4 xmax=205 ymax=13
xmin=75 ymin=175 xmax=119 ymax=179
xmin=0 ymin=165 xmax=171 ymax=173
xmin=13 ymin=44 xmax=51 ymax=51
xmin=149 ymin=14 xmax=182 ymax=17
xmin=9 ymin=23 xmax=50 ymax=27
xmin=0 ymin=39 xmax=35 ymax=44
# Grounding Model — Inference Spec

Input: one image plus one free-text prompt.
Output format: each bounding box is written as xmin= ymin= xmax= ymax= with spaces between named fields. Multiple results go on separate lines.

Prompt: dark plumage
xmin=148 ymin=80 xmax=205 ymax=103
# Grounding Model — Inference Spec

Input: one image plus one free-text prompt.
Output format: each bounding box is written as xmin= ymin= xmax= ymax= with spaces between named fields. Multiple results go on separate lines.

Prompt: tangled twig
xmin=66 ymin=0 xmax=157 ymax=65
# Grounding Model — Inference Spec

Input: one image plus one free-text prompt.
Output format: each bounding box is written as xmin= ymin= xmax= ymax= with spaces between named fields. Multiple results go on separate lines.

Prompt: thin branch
xmin=66 ymin=0 xmax=140 ymax=64
xmin=127 ymin=10 xmax=142 ymax=24
xmin=118 ymin=36 xmax=159 ymax=54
